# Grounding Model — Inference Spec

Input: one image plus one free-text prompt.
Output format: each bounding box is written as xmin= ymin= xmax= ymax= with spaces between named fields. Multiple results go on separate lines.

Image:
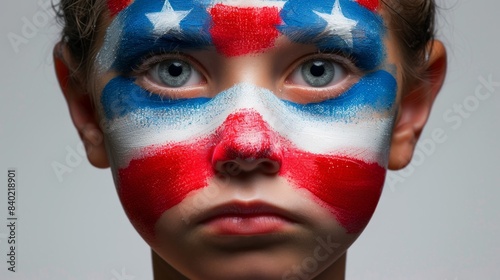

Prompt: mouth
xmin=197 ymin=201 xmax=299 ymax=236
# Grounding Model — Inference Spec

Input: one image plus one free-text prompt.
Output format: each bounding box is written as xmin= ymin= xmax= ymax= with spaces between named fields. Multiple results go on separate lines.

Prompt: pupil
xmin=168 ymin=63 xmax=183 ymax=77
xmin=310 ymin=62 xmax=325 ymax=77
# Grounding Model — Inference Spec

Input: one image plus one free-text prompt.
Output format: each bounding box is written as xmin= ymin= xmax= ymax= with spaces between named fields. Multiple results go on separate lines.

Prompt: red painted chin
xmin=116 ymin=111 xmax=386 ymax=243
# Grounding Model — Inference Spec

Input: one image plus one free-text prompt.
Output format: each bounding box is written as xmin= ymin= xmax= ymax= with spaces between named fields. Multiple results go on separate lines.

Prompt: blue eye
xmin=149 ymin=59 xmax=202 ymax=88
xmin=302 ymin=60 xmax=335 ymax=87
xmin=290 ymin=59 xmax=347 ymax=88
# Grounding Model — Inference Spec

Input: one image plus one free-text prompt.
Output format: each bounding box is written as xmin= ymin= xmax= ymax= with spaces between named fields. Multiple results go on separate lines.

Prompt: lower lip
xmin=203 ymin=215 xmax=291 ymax=235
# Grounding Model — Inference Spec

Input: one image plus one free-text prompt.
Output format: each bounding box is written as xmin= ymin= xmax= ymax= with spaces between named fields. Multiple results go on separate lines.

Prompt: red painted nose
xmin=211 ymin=110 xmax=282 ymax=176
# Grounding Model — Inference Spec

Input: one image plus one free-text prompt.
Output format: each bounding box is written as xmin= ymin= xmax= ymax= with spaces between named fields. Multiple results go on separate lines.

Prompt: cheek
xmin=280 ymin=142 xmax=386 ymax=234
xmin=117 ymin=140 xmax=215 ymax=244
xmin=101 ymin=77 xmax=215 ymax=243
xmin=277 ymin=71 xmax=396 ymax=234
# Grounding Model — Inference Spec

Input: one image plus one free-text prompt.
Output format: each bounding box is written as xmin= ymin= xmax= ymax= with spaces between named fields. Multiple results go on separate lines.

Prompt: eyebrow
xmin=115 ymin=29 xmax=211 ymax=72
xmin=311 ymin=22 xmax=385 ymax=70
xmin=278 ymin=0 xmax=386 ymax=70
xmin=110 ymin=13 xmax=212 ymax=73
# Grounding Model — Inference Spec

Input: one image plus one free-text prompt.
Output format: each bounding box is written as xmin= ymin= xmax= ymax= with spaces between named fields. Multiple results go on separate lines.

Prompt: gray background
xmin=0 ymin=0 xmax=498 ymax=279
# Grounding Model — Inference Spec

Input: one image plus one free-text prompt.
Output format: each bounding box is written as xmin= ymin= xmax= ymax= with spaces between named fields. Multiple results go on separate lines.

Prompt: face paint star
xmin=146 ymin=0 xmax=191 ymax=36
xmin=313 ymin=0 xmax=358 ymax=48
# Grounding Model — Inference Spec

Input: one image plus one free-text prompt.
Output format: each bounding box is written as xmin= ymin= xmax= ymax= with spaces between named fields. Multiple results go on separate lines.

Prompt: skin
xmin=54 ymin=1 xmax=447 ymax=279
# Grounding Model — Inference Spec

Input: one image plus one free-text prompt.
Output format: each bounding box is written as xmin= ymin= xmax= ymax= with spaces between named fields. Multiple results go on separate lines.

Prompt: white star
xmin=313 ymin=0 xmax=358 ymax=48
xmin=146 ymin=0 xmax=191 ymax=37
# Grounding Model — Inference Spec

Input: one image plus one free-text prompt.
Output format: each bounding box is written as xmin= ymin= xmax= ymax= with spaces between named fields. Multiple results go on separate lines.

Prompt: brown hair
xmin=381 ymin=0 xmax=436 ymax=90
xmin=54 ymin=0 xmax=436 ymax=90
xmin=54 ymin=0 xmax=106 ymax=87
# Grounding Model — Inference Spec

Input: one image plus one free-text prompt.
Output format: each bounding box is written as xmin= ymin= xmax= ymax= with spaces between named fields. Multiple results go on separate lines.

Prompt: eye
xmin=289 ymin=59 xmax=347 ymax=88
xmin=148 ymin=59 xmax=203 ymax=88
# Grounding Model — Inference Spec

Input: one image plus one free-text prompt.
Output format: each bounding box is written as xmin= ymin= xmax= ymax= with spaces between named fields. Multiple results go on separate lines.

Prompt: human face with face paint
xmin=54 ymin=0 xmax=447 ymax=279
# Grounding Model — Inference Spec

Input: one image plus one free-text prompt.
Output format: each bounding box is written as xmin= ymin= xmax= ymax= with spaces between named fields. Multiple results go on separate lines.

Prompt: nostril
xmin=257 ymin=159 xmax=280 ymax=174
xmin=214 ymin=158 xmax=281 ymax=176
xmin=215 ymin=161 xmax=242 ymax=176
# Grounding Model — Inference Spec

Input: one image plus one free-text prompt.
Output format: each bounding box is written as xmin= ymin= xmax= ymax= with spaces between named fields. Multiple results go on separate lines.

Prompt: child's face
xmin=96 ymin=0 xmax=399 ymax=277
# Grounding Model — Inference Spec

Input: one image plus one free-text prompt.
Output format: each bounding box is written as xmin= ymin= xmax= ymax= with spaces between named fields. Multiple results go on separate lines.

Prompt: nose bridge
xmin=211 ymin=109 xmax=282 ymax=176
xmin=216 ymin=55 xmax=276 ymax=92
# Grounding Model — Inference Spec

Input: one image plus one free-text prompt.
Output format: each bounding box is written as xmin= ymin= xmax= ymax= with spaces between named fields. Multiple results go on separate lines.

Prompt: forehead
xmin=99 ymin=0 xmax=386 ymax=72
xmin=107 ymin=0 xmax=380 ymax=15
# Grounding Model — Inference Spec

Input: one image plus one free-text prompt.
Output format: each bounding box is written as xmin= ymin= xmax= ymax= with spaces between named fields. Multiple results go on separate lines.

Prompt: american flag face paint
xmin=98 ymin=0 xmax=383 ymax=71
xmin=98 ymin=0 xmax=396 ymax=243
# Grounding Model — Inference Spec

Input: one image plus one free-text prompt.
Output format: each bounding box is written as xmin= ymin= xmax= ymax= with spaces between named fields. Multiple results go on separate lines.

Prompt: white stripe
xmin=96 ymin=14 xmax=124 ymax=73
xmin=105 ymin=83 xmax=394 ymax=167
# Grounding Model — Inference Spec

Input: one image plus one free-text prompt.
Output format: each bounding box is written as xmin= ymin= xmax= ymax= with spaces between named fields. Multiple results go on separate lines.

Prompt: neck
xmin=152 ymin=250 xmax=346 ymax=280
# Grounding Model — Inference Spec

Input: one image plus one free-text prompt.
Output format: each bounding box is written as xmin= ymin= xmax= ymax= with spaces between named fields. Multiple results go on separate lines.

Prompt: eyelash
xmin=319 ymin=50 xmax=358 ymax=71
xmin=131 ymin=47 xmax=358 ymax=71
xmin=287 ymin=52 xmax=360 ymax=83
xmin=131 ymin=51 xmax=196 ymax=75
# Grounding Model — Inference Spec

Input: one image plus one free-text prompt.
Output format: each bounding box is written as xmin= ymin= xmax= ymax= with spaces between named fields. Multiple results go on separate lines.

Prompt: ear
xmin=388 ymin=40 xmax=447 ymax=170
xmin=54 ymin=42 xmax=110 ymax=168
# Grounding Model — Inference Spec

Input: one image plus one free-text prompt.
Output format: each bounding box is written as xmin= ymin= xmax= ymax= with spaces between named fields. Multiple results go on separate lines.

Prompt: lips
xmin=196 ymin=202 xmax=298 ymax=235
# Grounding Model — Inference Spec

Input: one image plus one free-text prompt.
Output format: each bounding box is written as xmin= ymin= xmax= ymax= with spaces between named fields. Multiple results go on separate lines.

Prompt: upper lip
xmin=195 ymin=201 xmax=300 ymax=224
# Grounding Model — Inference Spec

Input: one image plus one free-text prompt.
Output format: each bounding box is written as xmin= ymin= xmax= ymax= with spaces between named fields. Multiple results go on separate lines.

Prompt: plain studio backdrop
xmin=0 ymin=0 xmax=499 ymax=279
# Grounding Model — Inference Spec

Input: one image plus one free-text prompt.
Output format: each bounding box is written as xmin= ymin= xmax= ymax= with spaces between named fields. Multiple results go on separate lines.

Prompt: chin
xmin=152 ymin=233 xmax=350 ymax=280
xmin=139 ymin=179 xmax=366 ymax=279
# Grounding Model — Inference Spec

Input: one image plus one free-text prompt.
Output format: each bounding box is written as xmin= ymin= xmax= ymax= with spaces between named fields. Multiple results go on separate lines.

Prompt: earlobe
xmin=388 ymin=40 xmax=447 ymax=170
xmin=54 ymin=42 xmax=110 ymax=168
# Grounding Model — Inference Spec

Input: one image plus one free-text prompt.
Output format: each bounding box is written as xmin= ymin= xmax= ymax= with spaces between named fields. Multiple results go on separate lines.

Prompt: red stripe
xmin=118 ymin=139 xmax=214 ymax=243
xmin=107 ymin=0 xmax=131 ymax=17
xmin=209 ymin=4 xmax=281 ymax=57
xmin=356 ymin=0 xmax=379 ymax=11
xmin=280 ymin=152 xmax=385 ymax=234
xmin=118 ymin=110 xmax=385 ymax=242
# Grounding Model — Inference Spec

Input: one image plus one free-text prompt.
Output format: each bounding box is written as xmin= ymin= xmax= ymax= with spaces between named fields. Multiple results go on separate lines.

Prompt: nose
xmin=211 ymin=109 xmax=282 ymax=176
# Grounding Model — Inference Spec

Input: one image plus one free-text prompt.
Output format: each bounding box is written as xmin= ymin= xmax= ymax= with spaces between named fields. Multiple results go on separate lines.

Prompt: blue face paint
xmin=101 ymin=76 xmax=211 ymax=120
xmin=280 ymin=0 xmax=386 ymax=70
xmin=102 ymin=69 xmax=396 ymax=122
xmin=282 ymin=70 xmax=397 ymax=119
xmin=108 ymin=0 xmax=212 ymax=73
